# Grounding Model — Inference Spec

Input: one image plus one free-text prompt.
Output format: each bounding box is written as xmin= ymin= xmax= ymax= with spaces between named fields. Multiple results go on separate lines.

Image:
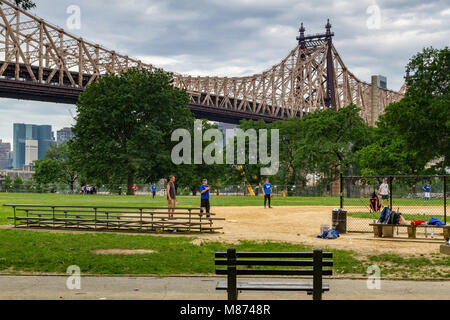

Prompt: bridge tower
xmin=297 ymin=20 xmax=337 ymax=111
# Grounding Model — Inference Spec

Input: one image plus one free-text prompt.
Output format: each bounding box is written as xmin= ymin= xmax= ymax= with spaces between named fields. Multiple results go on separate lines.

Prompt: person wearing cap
xmin=200 ymin=179 xmax=211 ymax=218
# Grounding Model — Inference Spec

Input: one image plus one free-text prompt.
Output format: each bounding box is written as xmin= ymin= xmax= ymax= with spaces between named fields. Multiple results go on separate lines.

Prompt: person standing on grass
xmin=167 ymin=176 xmax=177 ymax=218
xmin=378 ymin=179 xmax=389 ymax=208
xmin=151 ymin=183 xmax=156 ymax=199
xmin=262 ymin=178 xmax=273 ymax=209
xmin=423 ymin=183 xmax=431 ymax=201
xmin=200 ymin=179 xmax=211 ymax=218
xmin=133 ymin=184 xmax=137 ymax=195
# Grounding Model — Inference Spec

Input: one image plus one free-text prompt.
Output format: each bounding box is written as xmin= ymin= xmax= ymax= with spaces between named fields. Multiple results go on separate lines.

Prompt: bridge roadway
xmin=0 ymin=62 xmax=284 ymax=124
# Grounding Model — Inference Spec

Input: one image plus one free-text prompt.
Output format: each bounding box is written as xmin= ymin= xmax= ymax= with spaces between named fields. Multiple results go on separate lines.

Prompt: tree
xmin=405 ymin=47 xmax=449 ymax=99
xmin=1 ymin=1 xmax=36 ymax=10
xmin=171 ymin=120 xmax=225 ymax=195
xmin=358 ymin=116 xmax=429 ymax=177
xmin=382 ymin=47 xmax=450 ymax=172
xmin=4 ymin=175 xmax=12 ymax=190
xmin=33 ymin=159 xmax=61 ymax=185
xmin=33 ymin=142 xmax=78 ymax=191
xmin=13 ymin=175 xmax=23 ymax=191
xmin=70 ymin=68 xmax=193 ymax=195
xmin=293 ymin=105 xmax=372 ymax=181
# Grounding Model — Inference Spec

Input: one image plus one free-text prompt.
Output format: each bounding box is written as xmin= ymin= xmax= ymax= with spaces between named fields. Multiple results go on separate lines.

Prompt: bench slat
xmin=215 ymin=252 xmax=333 ymax=259
xmin=216 ymin=281 xmax=330 ymax=292
xmin=215 ymin=259 xmax=333 ymax=267
xmin=216 ymin=269 xmax=333 ymax=276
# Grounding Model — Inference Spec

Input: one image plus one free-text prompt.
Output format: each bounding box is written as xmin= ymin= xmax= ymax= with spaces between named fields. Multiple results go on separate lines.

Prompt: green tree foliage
xmin=358 ymin=116 xmax=429 ymax=176
xmin=33 ymin=159 xmax=61 ymax=185
xmin=362 ymin=47 xmax=450 ymax=174
xmin=13 ymin=175 xmax=23 ymax=190
xmin=172 ymin=120 xmax=225 ymax=194
xmin=70 ymin=68 xmax=192 ymax=195
xmin=225 ymin=105 xmax=371 ymax=189
xmin=293 ymin=105 xmax=372 ymax=180
xmin=0 ymin=0 xmax=36 ymax=10
xmin=33 ymin=142 xmax=78 ymax=191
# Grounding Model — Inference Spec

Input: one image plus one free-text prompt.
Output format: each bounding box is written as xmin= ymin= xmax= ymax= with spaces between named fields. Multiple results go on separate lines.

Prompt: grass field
xmin=0 ymin=193 xmax=445 ymax=225
xmin=0 ymin=229 xmax=448 ymax=279
xmin=0 ymin=193 xmax=448 ymax=279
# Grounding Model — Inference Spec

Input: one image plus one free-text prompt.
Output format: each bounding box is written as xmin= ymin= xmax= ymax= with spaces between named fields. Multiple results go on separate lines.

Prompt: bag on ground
xmin=378 ymin=207 xmax=390 ymax=224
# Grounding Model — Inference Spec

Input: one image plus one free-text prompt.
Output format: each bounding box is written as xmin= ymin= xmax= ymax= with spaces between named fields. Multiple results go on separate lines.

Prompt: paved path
xmin=0 ymin=276 xmax=449 ymax=300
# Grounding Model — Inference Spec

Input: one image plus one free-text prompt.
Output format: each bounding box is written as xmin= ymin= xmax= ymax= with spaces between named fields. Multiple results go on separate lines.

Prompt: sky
xmin=0 ymin=0 xmax=449 ymax=147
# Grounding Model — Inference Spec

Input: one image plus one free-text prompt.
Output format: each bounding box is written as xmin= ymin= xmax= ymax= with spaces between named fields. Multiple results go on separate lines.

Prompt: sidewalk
xmin=0 ymin=276 xmax=449 ymax=300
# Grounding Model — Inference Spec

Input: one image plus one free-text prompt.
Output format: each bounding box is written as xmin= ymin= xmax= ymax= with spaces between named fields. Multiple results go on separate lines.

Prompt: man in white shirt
xmin=378 ymin=179 xmax=389 ymax=208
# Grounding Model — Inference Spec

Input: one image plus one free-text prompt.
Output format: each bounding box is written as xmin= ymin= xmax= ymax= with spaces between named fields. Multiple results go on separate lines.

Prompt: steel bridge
xmin=0 ymin=0 xmax=404 ymax=124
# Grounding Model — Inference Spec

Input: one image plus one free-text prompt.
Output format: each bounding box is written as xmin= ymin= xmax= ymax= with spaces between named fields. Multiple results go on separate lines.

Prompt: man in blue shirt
xmin=262 ymin=178 xmax=273 ymax=209
xmin=151 ymin=184 xmax=156 ymax=199
xmin=200 ymin=179 xmax=211 ymax=217
xmin=423 ymin=183 xmax=431 ymax=201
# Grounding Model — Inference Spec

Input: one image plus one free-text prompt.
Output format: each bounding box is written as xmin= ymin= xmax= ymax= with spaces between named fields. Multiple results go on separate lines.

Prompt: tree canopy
xmin=1 ymin=0 xmax=37 ymax=10
xmin=70 ymin=68 xmax=193 ymax=195
xmin=359 ymin=47 xmax=449 ymax=175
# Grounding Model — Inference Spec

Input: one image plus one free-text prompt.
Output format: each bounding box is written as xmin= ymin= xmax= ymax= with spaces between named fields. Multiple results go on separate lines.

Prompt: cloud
xmin=0 ymin=0 xmax=449 ymax=143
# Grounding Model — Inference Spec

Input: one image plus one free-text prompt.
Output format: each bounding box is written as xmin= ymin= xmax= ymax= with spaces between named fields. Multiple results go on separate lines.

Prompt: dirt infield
xmin=1 ymin=205 xmax=445 ymax=256
xmin=197 ymin=206 xmax=445 ymax=256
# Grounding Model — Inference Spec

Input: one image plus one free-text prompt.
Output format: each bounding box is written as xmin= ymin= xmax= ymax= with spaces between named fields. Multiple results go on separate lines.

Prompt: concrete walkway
xmin=0 ymin=276 xmax=449 ymax=300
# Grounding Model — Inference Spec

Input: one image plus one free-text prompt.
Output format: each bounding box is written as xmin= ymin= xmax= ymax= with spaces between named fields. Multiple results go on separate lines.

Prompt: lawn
xmin=0 ymin=193 xmax=448 ymax=279
xmin=0 ymin=229 xmax=448 ymax=279
xmin=0 ymin=193 xmax=444 ymax=225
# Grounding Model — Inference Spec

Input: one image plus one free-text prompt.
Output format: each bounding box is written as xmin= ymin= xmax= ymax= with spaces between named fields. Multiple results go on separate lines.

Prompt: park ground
xmin=0 ymin=193 xmax=449 ymax=283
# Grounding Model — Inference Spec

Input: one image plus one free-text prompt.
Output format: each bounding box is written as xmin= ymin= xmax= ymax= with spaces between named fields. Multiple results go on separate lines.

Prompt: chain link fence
xmin=341 ymin=175 xmax=448 ymax=235
xmin=0 ymin=181 xmax=338 ymax=197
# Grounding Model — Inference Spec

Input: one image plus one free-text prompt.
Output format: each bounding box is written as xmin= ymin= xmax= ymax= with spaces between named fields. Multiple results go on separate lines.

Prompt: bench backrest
xmin=215 ymin=248 xmax=333 ymax=300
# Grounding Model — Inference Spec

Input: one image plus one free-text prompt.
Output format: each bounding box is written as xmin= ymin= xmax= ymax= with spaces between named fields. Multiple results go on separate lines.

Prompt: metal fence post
xmin=340 ymin=173 xmax=344 ymax=209
xmin=444 ymin=176 xmax=447 ymax=225
xmin=389 ymin=176 xmax=393 ymax=210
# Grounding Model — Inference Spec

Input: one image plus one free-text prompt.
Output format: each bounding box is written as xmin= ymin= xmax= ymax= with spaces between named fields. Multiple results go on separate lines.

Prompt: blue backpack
xmin=428 ymin=217 xmax=445 ymax=226
xmin=378 ymin=207 xmax=390 ymax=224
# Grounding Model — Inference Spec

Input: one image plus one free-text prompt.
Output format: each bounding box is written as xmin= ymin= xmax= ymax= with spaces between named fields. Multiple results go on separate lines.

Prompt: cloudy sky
xmin=1 ymin=0 xmax=449 ymax=146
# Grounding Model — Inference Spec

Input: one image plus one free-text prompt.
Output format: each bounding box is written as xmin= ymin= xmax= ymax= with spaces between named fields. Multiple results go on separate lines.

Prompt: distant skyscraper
xmin=57 ymin=127 xmax=75 ymax=144
xmin=25 ymin=140 xmax=39 ymax=166
xmin=13 ymin=124 xmax=55 ymax=169
xmin=375 ymin=75 xmax=387 ymax=89
xmin=0 ymin=140 xmax=12 ymax=170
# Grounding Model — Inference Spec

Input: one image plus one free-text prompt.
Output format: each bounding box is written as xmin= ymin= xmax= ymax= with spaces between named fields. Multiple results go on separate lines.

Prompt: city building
xmin=375 ymin=75 xmax=387 ymax=89
xmin=0 ymin=139 xmax=12 ymax=170
xmin=13 ymin=124 xmax=55 ymax=169
xmin=25 ymin=140 xmax=39 ymax=166
xmin=57 ymin=127 xmax=75 ymax=144
xmin=0 ymin=167 xmax=35 ymax=187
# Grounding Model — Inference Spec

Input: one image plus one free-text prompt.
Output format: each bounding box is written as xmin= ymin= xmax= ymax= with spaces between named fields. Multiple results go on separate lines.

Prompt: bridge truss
xmin=0 ymin=0 xmax=404 ymax=124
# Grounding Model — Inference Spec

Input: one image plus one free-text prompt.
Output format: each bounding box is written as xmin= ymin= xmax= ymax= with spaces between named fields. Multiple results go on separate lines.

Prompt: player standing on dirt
xmin=200 ymin=179 xmax=211 ymax=218
xmin=262 ymin=178 xmax=273 ymax=209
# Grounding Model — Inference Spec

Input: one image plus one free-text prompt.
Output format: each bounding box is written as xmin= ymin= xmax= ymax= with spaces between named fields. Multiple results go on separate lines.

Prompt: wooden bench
xmin=370 ymin=223 xmax=450 ymax=239
xmin=5 ymin=204 xmax=225 ymax=234
xmin=214 ymin=248 xmax=333 ymax=301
